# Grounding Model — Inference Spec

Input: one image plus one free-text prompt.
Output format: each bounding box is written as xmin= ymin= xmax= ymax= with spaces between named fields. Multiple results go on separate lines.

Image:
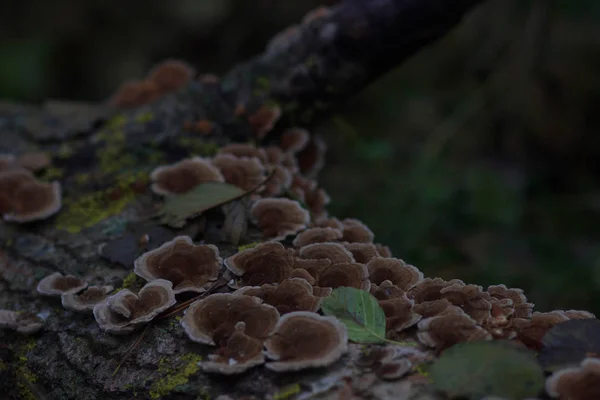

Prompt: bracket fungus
xmin=233 ymin=278 xmax=324 ymax=314
xmin=417 ymin=314 xmax=492 ymax=350
xmin=315 ymin=262 xmax=370 ymax=291
xmin=487 ymin=284 xmax=535 ymax=319
xmin=342 ymin=242 xmax=381 ymax=264
xmin=61 ymin=285 xmax=114 ymax=312
xmin=292 ymin=257 xmax=332 ymax=282
xmin=224 ymin=241 xmax=295 ymax=288
xmin=341 ymin=218 xmax=375 ymax=243
xmin=250 ymin=198 xmax=310 ymax=240
xmin=150 ymin=157 xmax=224 ymax=196
xmin=93 ymin=279 xmax=176 ymax=334
xmin=134 ymin=235 xmax=222 ymax=294
xmin=199 ymin=321 xmax=266 ymax=375
xmin=298 ymin=242 xmax=355 ymax=264
xmin=279 ymin=128 xmax=310 ymax=154
xmin=247 ymin=104 xmax=281 ymax=140
xmin=367 ymin=257 xmax=424 ymax=291
xmin=181 ymin=293 xmax=279 ymax=346
xmin=147 ymin=59 xmax=195 ymax=94
xmin=0 ymin=309 xmax=43 ymax=334
xmin=212 ymin=154 xmax=266 ymax=191
xmin=292 ymin=227 xmax=343 ymax=248
xmin=260 ymin=165 xmax=293 ymax=197
xmin=296 ymin=136 xmax=327 ymax=177
xmin=37 ymin=272 xmax=88 ymax=296
xmin=217 ymin=143 xmax=268 ymax=164
xmin=545 ymin=357 xmax=600 ymax=399
xmin=264 ymin=311 xmax=348 ymax=372
xmin=16 ymin=151 xmax=52 ymax=172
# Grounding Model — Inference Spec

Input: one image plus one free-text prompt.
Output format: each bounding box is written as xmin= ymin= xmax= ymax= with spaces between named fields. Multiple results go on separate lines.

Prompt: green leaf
xmin=539 ymin=318 xmax=600 ymax=372
xmin=158 ymin=182 xmax=246 ymax=228
xmin=320 ymin=286 xmax=387 ymax=344
xmin=430 ymin=341 xmax=544 ymax=400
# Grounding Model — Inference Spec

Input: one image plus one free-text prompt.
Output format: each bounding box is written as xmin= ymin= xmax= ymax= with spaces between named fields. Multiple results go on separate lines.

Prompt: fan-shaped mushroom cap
xmin=94 ymin=279 xmax=176 ymax=334
xmin=341 ymin=218 xmax=375 ymax=243
xmin=199 ymin=321 xmax=266 ymax=375
xmin=0 ymin=309 xmax=43 ymax=334
xmin=293 ymin=257 xmax=332 ymax=281
xmin=316 ymin=262 xmax=370 ymax=291
xmin=487 ymin=284 xmax=534 ymax=319
xmin=134 ymin=236 xmax=222 ymax=294
xmin=379 ymin=295 xmax=421 ymax=332
xmin=367 ymin=257 xmax=423 ymax=291
xmin=292 ymin=227 xmax=343 ymax=248
xmin=417 ymin=314 xmax=492 ymax=350
xmin=264 ymin=311 xmax=348 ymax=371
xmin=342 ymin=242 xmax=381 ymax=264
xmin=212 ymin=154 xmax=266 ymax=191
xmin=233 ymin=278 xmax=323 ymax=314
xmin=37 ymin=272 xmax=87 ymax=296
xmin=298 ymin=242 xmax=354 ymax=264
xmin=247 ymin=104 xmax=281 ymax=140
xmin=250 ymin=198 xmax=310 ymax=241
xmin=440 ymin=283 xmax=492 ymax=324
xmin=150 ymin=157 xmax=224 ymax=196
xmin=408 ymin=277 xmax=466 ymax=303
xmin=181 ymin=293 xmax=280 ymax=346
xmin=260 ymin=165 xmax=293 ymax=197
xmin=546 ymin=357 xmax=600 ymax=399
xmin=279 ymin=128 xmax=310 ymax=153
xmin=147 ymin=59 xmax=195 ymax=93
xmin=224 ymin=241 xmax=294 ymax=287
xmin=288 ymin=268 xmax=317 ymax=285
xmin=217 ymin=143 xmax=268 ymax=164
xmin=312 ymin=217 xmax=344 ymax=231
xmin=61 ymin=285 xmax=114 ymax=312
xmin=370 ymin=280 xmax=406 ymax=300
xmin=375 ymin=244 xmax=393 ymax=258
xmin=413 ymin=299 xmax=466 ymax=318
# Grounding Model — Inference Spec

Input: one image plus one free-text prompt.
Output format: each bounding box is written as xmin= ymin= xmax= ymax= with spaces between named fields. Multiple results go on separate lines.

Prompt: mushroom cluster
xmin=0 ymin=153 xmax=62 ymax=223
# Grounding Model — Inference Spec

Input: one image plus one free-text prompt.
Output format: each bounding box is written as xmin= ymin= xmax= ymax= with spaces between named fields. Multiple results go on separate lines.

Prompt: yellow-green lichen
xmin=134 ymin=111 xmax=155 ymax=124
xmin=39 ymin=166 xmax=64 ymax=181
xmin=55 ymin=171 xmax=148 ymax=234
xmin=14 ymin=340 xmax=39 ymax=400
xmin=120 ymin=272 xmax=138 ymax=290
xmin=148 ymin=354 xmax=203 ymax=400
xmin=273 ymin=384 xmax=301 ymax=400
xmin=238 ymin=242 xmax=260 ymax=252
xmin=177 ymin=137 xmax=220 ymax=157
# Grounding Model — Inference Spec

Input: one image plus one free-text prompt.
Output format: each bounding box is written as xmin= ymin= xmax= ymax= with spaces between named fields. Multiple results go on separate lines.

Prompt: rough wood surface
xmin=0 ymin=1 xmax=484 ymax=399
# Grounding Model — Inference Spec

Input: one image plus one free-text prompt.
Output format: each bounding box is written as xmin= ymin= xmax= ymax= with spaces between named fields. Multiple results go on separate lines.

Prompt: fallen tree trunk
xmin=0 ymin=1 xmax=489 ymax=399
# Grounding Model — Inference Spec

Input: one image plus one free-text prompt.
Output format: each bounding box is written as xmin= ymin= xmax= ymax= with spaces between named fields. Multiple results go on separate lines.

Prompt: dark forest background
xmin=2 ymin=0 xmax=600 ymax=313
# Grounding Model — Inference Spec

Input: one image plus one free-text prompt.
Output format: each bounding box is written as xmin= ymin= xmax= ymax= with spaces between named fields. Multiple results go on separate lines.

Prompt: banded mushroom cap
xmin=343 ymin=242 xmax=382 ymax=264
xmin=134 ymin=235 xmax=222 ymax=294
xmin=199 ymin=321 xmax=266 ymax=375
xmin=292 ymin=227 xmax=343 ymax=248
xmin=367 ymin=257 xmax=424 ymax=291
xmin=0 ymin=309 xmax=43 ymax=334
xmin=61 ymin=285 xmax=114 ymax=312
xmin=487 ymin=284 xmax=535 ymax=319
xmin=233 ymin=278 xmax=324 ymax=314
xmin=224 ymin=241 xmax=295 ymax=288
xmin=298 ymin=242 xmax=355 ymax=264
xmin=260 ymin=165 xmax=293 ymax=197
xmin=211 ymin=154 xmax=266 ymax=191
xmin=250 ymin=198 xmax=310 ymax=241
xmin=417 ymin=313 xmax=492 ymax=350
xmin=264 ymin=311 xmax=348 ymax=371
xmin=150 ymin=157 xmax=224 ymax=196
xmin=341 ymin=218 xmax=375 ymax=243
xmin=316 ymin=261 xmax=371 ymax=291
xmin=181 ymin=293 xmax=280 ymax=346
xmin=37 ymin=272 xmax=88 ymax=296
xmin=94 ymin=279 xmax=176 ymax=334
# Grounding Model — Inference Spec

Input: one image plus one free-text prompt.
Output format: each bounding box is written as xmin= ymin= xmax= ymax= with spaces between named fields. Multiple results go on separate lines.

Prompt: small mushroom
xmin=379 ymin=295 xmax=421 ymax=332
xmin=247 ymin=104 xmax=281 ymax=140
xmin=0 ymin=309 xmax=43 ymax=334
xmin=341 ymin=218 xmax=375 ymax=243
xmin=487 ymin=284 xmax=534 ymax=319
xmin=417 ymin=314 xmax=492 ymax=350
xmin=440 ymin=283 xmax=492 ymax=324
xmin=367 ymin=257 xmax=423 ymax=291
xmin=37 ymin=272 xmax=88 ymax=296
xmin=264 ymin=311 xmax=348 ymax=371
xmin=147 ymin=59 xmax=195 ymax=93
xmin=250 ymin=198 xmax=310 ymax=240
xmin=370 ymin=280 xmax=406 ymax=300
xmin=292 ymin=227 xmax=343 ymax=248
xmin=315 ymin=262 xmax=370 ymax=291
xmin=343 ymin=242 xmax=381 ymax=264
xmin=181 ymin=293 xmax=279 ymax=346
xmin=279 ymin=128 xmax=310 ymax=153
xmin=93 ymin=279 xmax=176 ymax=334
xmin=150 ymin=157 xmax=224 ymax=196
xmin=298 ymin=242 xmax=355 ymax=264
xmin=212 ymin=154 xmax=266 ymax=191
xmin=224 ymin=241 xmax=295 ymax=288
xmin=233 ymin=278 xmax=324 ymax=314
xmin=217 ymin=143 xmax=268 ymax=164
xmin=545 ymin=357 xmax=600 ymax=399
xmin=61 ymin=285 xmax=114 ymax=312
xmin=134 ymin=236 xmax=222 ymax=294
xmin=199 ymin=321 xmax=266 ymax=375
xmin=408 ymin=277 xmax=466 ymax=303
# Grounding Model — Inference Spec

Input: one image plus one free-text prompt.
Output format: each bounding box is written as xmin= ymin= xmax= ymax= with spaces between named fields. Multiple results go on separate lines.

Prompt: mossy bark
xmin=0 ymin=0 xmax=483 ymax=398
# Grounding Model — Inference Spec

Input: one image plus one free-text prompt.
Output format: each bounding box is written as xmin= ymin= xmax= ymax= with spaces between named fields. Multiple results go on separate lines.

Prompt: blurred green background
xmin=2 ymin=0 xmax=600 ymax=313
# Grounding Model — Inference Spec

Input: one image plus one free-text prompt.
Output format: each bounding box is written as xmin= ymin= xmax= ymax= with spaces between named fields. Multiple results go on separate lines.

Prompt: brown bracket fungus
xmin=312 ymin=217 xmax=344 ymax=231
xmin=379 ymin=295 xmax=421 ymax=333
xmin=224 ymin=241 xmax=294 ymax=288
xmin=150 ymin=157 xmax=224 ymax=196
xmin=367 ymin=257 xmax=424 ymax=291
xmin=147 ymin=59 xmax=195 ymax=94
xmin=408 ymin=277 xmax=467 ymax=303
xmin=298 ymin=242 xmax=355 ymax=264
xmin=36 ymin=272 xmax=88 ymax=296
xmin=279 ymin=128 xmax=310 ymax=154
xmin=0 ymin=309 xmax=43 ymax=334
xmin=264 ymin=311 xmax=348 ymax=372
xmin=61 ymin=285 xmax=114 ymax=312
xmin=260 ymin=165 xmax=293 ymax=198
xmin=217 ymin=143 xmax=268 ymax=164
xmin=487 ymin=284 xmax=535 ymax=319
xmin=233 ymin=278 xmax=324 ymax=314
xmin=439 ymin=283 xmax=493 ymax=324
xmin=289 ymin=175 xmax=330 ymax=219
xmin=341 ymin=218 xmax=375 ymax=243
xmin=93 ymin=279 xmax=176 ymax=334
xmin=292 ymin=257 xmax=332 ymax=283
xmin=315 ymin=262 xmax=370 ymax=291
xmin=247 ymin=104 xmax=281 ymax=140
xmin=412 ymin=299 xmax=466 ymax=319
xmin=134 ymin=235 xmax=222 ymax=294
xmin=342 ymin=242 xmax=382 ymax=264
xmin=250 ymin=198 xmax=310 ymax=240
xmin=292 ymin=227 xmax=343 ymax=248
xmin=199 ymin=321 xmax=266 ymax=375
xmin=212 ymin=154 xmax=266 ymax=191
xmin=417 ymin=314 xmax=492 ymax=350
xmin=545 ymin=357 xmax=600 ymax=399
xmin=181 ymin=293 xmax=279 ymax=346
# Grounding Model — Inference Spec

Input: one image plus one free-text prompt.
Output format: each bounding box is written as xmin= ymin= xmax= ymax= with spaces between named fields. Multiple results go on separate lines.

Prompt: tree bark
xmin=0 ymin=1 xmax=483 ymax=399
